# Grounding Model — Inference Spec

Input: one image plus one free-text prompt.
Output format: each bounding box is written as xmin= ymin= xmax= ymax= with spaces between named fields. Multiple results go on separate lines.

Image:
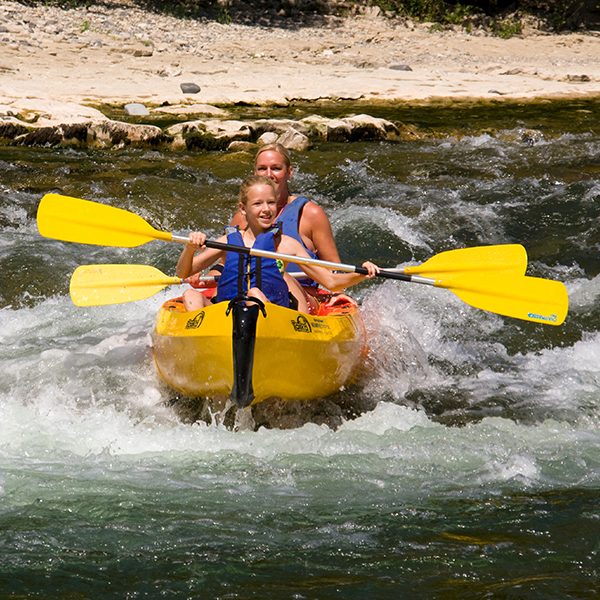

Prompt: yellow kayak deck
xmin=151 ymin=293 xmax=367 ymax=405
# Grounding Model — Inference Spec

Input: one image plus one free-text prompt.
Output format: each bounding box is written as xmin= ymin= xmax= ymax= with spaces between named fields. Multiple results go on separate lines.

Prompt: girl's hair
xmin=238 ymin=175 xmax=277 ymax=205
xmin=254 ymin=143 xmax=292 ymax=169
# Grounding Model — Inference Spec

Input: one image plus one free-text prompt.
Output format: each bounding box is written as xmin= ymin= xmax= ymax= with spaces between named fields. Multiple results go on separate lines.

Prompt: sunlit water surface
xmin=1 ymin=102 xmax=598 ymax=597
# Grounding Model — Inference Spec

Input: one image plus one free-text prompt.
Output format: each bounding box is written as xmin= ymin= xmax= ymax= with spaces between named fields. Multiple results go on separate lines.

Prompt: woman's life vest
xmin=276 ymin=196 xmax=319 ymax=286
xmin=215 ymin=226 xmax=290 ymax=307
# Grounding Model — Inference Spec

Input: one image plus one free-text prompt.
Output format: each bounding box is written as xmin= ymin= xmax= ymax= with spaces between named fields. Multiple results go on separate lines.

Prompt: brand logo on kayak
xmin=185 ymin=311 xmax=205 ymax=329
xmin=310 ymin=319 xmax=330 ymax=332
xmin=527 ymin=312 xmax=558 ymax=323
xmin=291 ymin=315 xmax=312 ymax=333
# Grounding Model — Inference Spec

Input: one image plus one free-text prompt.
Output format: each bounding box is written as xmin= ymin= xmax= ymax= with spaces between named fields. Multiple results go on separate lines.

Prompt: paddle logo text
xmin=527 ymin=311 xmax=558 ymax=323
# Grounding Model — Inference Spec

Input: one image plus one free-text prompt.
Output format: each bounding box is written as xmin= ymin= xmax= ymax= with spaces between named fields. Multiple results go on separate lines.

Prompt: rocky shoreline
xmin=1 ymin=105 xmax=422 ymax=152
xmin=1 ymin=0 xmax=599 ymax=151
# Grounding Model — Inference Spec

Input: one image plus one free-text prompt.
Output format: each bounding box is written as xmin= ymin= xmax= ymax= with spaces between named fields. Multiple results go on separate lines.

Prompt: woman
xmin=177 ymin=175 xmax=378 ymax=313
xmin=239 ymin=143 xmax=340 ymax=266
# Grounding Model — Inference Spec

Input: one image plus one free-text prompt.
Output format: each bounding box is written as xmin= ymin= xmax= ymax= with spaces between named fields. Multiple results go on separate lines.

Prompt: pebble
xmin=180 ymin=83 xmax=201 ymax=94
xmin=124 ymin=102 xmax=150 ymax=116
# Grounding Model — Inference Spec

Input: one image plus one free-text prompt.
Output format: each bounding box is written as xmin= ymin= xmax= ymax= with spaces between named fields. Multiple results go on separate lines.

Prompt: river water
xmin=1 ymin=101 xmax=598 ymax=597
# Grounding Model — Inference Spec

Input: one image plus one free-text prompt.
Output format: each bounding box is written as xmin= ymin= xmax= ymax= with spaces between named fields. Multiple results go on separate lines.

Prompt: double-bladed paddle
xmin=69 ymin=263 xmax=567 ymax=326
xmin=37 ymin=193 xmax=526 ymax=274
xmin=38 ymin=193 xmax=568 ymax=325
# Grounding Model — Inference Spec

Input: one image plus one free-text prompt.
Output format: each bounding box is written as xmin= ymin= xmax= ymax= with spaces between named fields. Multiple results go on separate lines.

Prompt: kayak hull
xmin=151 ymin=294 xmax=367 ymax=405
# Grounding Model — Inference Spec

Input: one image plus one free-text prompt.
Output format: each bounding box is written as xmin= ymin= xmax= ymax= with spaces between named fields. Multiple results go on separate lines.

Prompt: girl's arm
xmin=176 ymin=232 xmax=226 ymax=278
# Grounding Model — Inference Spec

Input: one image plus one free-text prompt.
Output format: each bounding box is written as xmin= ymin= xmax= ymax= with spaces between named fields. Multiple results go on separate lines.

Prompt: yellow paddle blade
xmin=37 ymin=193 xmax=172 ymax=247
xmin=442 ymin=273 xmax=568 ymax=326
xmin=405 ymin=244 xmax=527 ymax=278
xmin=70 ymin=264 xmax=182 ymax=306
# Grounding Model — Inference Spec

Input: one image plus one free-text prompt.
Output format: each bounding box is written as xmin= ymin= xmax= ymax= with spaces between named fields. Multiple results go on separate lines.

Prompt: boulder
xmin=88 ymin=121 xmax=166 ymax=148
xmin=253 ymin=118 xmax=309 ymax=137
xmin=166 ymin=119 xmax=252 ymax=150
xmin=277 ymin=127 xmax=311 ymax=151
xmin=124 ymin=103 xmax=150 ymax=116
xmin=227 ymin=140 xmax=258 ymax=153
xmin=154 ymin=103 xmax=229 ymax=117
xmin=300 ymin=115 xmax=352 ymax=141
xmin=257 ymin=131 xmax=278 ymax=145
xmin=343 ymin=114 xmax=400 ymax=140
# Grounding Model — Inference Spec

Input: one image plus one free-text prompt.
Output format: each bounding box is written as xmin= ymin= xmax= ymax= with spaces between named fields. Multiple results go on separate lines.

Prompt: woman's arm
xmin=278 ymin=235 xmax=378 ymax=291
xmin=300 ymin=261 xmax=378 ymax=292
xmin=300 ymin=201 xmax=340 ymax=262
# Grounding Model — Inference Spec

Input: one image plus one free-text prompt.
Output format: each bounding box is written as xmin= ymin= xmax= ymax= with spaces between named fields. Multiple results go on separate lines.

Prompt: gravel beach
xmin=1 ymin=1 xmax=599 ymax=125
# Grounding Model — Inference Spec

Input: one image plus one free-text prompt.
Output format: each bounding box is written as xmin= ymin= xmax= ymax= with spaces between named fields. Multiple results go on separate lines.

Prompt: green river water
xmin=0 ymin=99 xmax=598 ymax=598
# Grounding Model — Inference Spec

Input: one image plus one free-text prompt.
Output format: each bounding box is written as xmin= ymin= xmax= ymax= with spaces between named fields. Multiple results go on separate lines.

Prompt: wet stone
xmin=180 ymin=82 xmax=201 ymax=94
xmin=124 ymin=102 xmax=150 ymax=116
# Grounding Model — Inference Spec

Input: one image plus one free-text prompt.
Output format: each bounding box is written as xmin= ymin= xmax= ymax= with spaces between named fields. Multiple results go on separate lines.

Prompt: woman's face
xmin=241 ymin=183 xmax=278 ymax=231
xmin=254 ymin=150 xmax=292 ymax=196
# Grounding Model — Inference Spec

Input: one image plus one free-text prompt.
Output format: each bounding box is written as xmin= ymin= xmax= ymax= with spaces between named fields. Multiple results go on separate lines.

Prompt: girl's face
xmin=241 ymin=184 xmax=278 ymax=231
xmin=254 ymin=150 xmax=292 ymax=196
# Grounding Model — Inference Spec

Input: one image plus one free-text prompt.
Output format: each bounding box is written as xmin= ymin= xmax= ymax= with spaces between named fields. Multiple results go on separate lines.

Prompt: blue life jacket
xmin=276 ymin=196 xmax=318 ymax=286
xmin=215 ymin=226 xmax=290 ymax=307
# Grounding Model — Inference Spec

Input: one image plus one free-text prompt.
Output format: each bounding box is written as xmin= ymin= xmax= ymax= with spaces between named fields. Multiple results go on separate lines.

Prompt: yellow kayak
xmin=151 ymin=291 xmax=367 ymax=407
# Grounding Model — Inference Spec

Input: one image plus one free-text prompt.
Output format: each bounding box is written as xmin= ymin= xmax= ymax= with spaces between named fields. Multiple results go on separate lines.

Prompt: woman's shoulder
xmin=277 ymin=233 xmax=303 ymax=253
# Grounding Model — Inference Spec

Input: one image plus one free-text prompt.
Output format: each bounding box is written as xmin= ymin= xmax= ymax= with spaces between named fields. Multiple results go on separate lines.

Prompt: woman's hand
xmin=187 ymin=231 xmax=207 ymax=248
xmin=361 ymin=261 xmax=380 ymax=278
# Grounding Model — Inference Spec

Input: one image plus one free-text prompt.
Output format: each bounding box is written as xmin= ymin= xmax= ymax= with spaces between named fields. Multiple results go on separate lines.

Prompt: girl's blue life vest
xmin=275 ymin=196 xmax=318 ymax=286
xmin=215 ymin=226 xmax=290 ymax=307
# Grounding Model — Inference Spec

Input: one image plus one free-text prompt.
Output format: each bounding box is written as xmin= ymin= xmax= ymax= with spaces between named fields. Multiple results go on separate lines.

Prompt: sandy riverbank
xmin=1 ymin=1 xmax=599 ymax=125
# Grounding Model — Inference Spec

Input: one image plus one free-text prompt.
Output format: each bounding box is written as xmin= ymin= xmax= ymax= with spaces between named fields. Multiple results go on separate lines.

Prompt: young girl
xmin=176 ymin=175 xmax=379 ymax=312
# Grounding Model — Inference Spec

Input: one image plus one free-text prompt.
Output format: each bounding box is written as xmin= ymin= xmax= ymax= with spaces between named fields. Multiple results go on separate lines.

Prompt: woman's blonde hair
xmin=238 ymin=175 xmax=277 ymax=205
xmin=254 ymin=143 xmax=292 ymax=169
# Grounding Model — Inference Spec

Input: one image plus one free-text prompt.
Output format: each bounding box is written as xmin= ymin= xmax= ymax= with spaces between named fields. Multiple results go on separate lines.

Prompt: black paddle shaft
xmin=204 ymin=239 xmax=414 ymax=283
xmin=354 ymin=266 xmax=412 ymax=282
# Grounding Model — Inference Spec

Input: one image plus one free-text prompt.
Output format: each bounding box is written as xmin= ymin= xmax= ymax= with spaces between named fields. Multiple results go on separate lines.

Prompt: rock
xmin=257 ymin=131 xmax=278 ymax=145
xmin=520 ymin=128 xmax=544 ymax=146
xmin=166 ymin=119 xmax=251 ymax=151
xmin=388 ymin=63 xmax=413 ymax=71
xmin=277 ymin=127 xmax=310 ymax=151
xmin=154 ymin=103 xmax=228 ymax=117
xmin=354 ymin=60 xmax=378 ymax=69
xmin=157 ymin=65 xmax=183 ymax=78
xmin=124 ymin=102 xmax=149 ymax=116
xmin=301 ymin=115 xmax=352 ymax=141
xmin=253 ymin=118 xmax=308 ymax=137
xmin=227 ymin=140 xmax=257 ymax=152
xmin=566 ymin=74 xmax=591 ymax=82
xmin=342 ymin=114 xmax=400 ymax=140
xmin=180 ymin=82 xmax=201 ymax=94
xmin=500 ymin=68 xmax=525 ymax=75
xmin=0 ymin=120 xmax=30 ymax=142
xmin=88 ymin=120 xmax=166 ymax=148
xmin=133 ymin=46 xmax=153 ymax=57
xmin=2 ymin=99 xmax=107 ymax=126
xmin=202 ymin=119 xmax=253 ymax=141
xmin=112 ymin=44 xmax=153 ymax=57
xmin=326 ymin=119 xmax=355 ymax=142
xmin=0 ymin=118 xmax=168 ymax=149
